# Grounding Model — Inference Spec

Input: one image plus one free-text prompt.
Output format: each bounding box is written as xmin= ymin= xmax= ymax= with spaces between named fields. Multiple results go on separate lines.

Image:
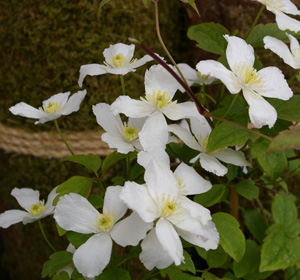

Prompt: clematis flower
xmin=168 ymin=118 xmax=250 ymax=176
xmin=0 ymin=186 xmax=58 ymax=228
xmin=120 ymin=160 xmax=219 ymax=270
xmin=93 ymin=103 xmax=146 ymax=154
xmin=54 ymin=186 xmax=152 ymax=278
xmin=78 ymin=43 xmax=154 ymax=87
xmin=252 ymin=0 xmax=300 ymax=32
xmin=264 ymin=33 xmax=300 ymax=69
xmin=196 ymin=35 xmax=293 ymax=128
xmin=9 ymin=90 xmax=87 ymax=125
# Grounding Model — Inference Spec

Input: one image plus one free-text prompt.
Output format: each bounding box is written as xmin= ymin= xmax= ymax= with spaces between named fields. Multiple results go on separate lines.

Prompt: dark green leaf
xmin=212 ymin=212 xmax=245 ymax=262
xmin=142 ymin=0 xmax=151 ymax=7
xmin=88 ymin=194 xmax=104 ymax=209
xmin=244 ymin=210 xmax=267 ymax=243
xmin=66 ymin=231 xmax=93 ymax=248
xmin=207 ymin=245 xmax=228 ymax=268
xmin=101 ymin=151 xmax=127 ymax=173
xmin=42 ymin=251 xmax=73 ymax=278
xmin=179 ymin=250 xmax=196 ymax=274
xmin=194 ymin=184 xmax=227 ymax=207
xmin=202 ymin=271 xmax=219 ymax=280
xmin=95 ymin=268 xmax=131 ymax=280
xmin=51 ymin=271 xmax=70 ymax=280
xmin=162 ymin=265 xmax=202 ymax=280
xmin=233 ymin=180 xmax=259 ymax=200
xmin=187 ymin=23 xmax=229 ymax=55
xmin=63 ymin=154 xmax=101 ymax=173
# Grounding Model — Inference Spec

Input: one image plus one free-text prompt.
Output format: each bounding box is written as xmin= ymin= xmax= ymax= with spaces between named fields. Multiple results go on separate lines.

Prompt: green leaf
xmin=101 ymin=151 xmax=128 ymax=173
xmin=185 ymin=0 xmax=200 ymax=16
xmin=56 ymin=223 xmax=66 ymax=236
xmin=285 ymin=266 xmax=300 ymax=280
xmin=66 ymin=231 xmax=93 ymax=248
xmin=51 ymin=271 xmax=70 ymax=280
xmin=99 ymin=0 xmax=113 ymax=9
xmin=194 ymin=184 xmax=227 ymax=207
xmin=244 ymin=209 xmax=267 ymax=243
xmin=246 ymin=23 xmax=287 ymax=47
xmin=250 ymin=138 xmax=287 ymax=179
xmin=233 ymin=180 xmax=259 ymax=200
xmin=42 ymin=251 xmax=73 ymax=278
xmin=54 ymin=176 xmax=93 ymax=205
xmin=260 ymin=224 xmax=300 ymax=272
xmin=88 ymin=194 xmax=104 ymax=209
xmin=63 ymin=153 xmax=101 ymax=173
xmin=233 ymin=240 xmax=260 ymax=278
xmin=202 ymin=271 xmax=219 ymax=280
xmin=142 ymin=0 xmax=151 ymax=7
xmin=166 ymin=143 xmax=198 ymax=163
xmin=187 ymin=23 xmax=229 ymax=55
xmin=267 ymin=125 xmax=300 ymax=153
xmin=212 ymin=212 xmax=245 ymax=262
xmin=268 ymin=94 xmax=300 ymax=122
xmin=95 ymin=268 xmax=131 ymax=280
xmin=207 ymin=245 xmax=228 ymax=268
xmin=206 ymin=122 xmax=250 ymax=153
xmin=179 ymin=250 xmax=196 ymax=274
xmin=162 ymin=265 xmax=202 ymax=280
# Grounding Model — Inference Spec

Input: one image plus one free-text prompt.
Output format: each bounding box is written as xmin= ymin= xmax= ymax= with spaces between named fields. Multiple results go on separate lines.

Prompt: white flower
xmin=264 ymin=33 xmax=300 ymax=69
xmin=252 ymin=0 xmax=300 ymax=32
xmin=120 ymin=160 xmax=219 ymax=270
xmin=93 ymin=103 xmax=146 ymax=154
xmin=196 ymin=35 xmax=293 ymax=128
xmin=168 ymin=118 xmax=251 ymax=176
xmin=0 ymin=186 xmax=58 ymax=228
xmin=54 ymin=187 xmax=152 ymax=278
xmin=78 ymin=43 xmax=154 ymax=87
xmin=9 ymin=90 xmax=87 ymax=125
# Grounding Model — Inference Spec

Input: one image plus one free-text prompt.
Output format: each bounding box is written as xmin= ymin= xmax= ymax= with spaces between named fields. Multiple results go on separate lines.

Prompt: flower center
xmin=112 ymin=53 xmax=126 ymax=67
xmin=29 ymin=201 xmax=45 ymax=216
xmin=262 ymin=0 xmax=285 ymax=12
xmin=159 ymin=194 xmax=178 ymax=217
xmin=123 ymin=123 xmax=139 ymax=142
xmin=175 ymin=174 xmax=188 ymax=195
xmin=98 ymin=211 xmax=114 ymax=232
xmin=142 ymin=90 xmax=173 ymax=109
xmin=196 ymin=71 xmax=210 ymax=83
xmin=43 ymin=102 xmax=59 ymax=114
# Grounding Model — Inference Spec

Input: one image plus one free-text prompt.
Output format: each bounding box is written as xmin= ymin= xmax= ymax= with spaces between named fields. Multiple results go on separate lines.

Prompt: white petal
xmin=103 ymin=43 xmax=135 ymax=62
xmin=211 ymin=148 xmax=251 ymax=167
xmin=224 ymin=35 xmax=255 ymax=70
xmin=133 ymin=54 xmax=154 ymax=68
xmin=93 ymin=102 xmax=123 ymax=137
xmin=258 ymin=67 xmax=293 ymax=99
xmin=11 ymin=188 xmax=40 ymax=210
xmin=282 ymin=0 xmax=300 ymax=15
xmin=287 ymin=33 xmax=300 ymax=57
xmin=177 ymin=63 xmax=198 ymax=87
xmin=196 ymin=60 xmax=241 ymax=94
xmin=73 ymin=233 xmax=112 ymax=278
xmin=168 ymin=124 xmax=200 ymax=151
xmin=145 ymin=65 xmax=180 ymax=100
xmin=0 ymin=210 xmax=31 ymax=228
xmin=275 ymin=11 xmax=300 ymax=32
xmin=102 ymin=133 xmax=135 ymax=154
xmin=174 ymin=162 xmax=212 ymax=195
xmin=128 ymin=117 xmax=147 ymax=130
xmin=137 ymin=150 xmax=170 ymax=170
xmin=264 ymin=36 xmax=299 ymax=68
xmin=243 ymin=92 xmax=278 ymax=128
xmin=199 ymin=153 xmax=228 ymax=176
xmin=140 ymin=228 xmax=174 ymax=270
xmin=111 ymin=96 xmax=153 ymax=118
xmin=42 ymin=186 xmax=58 ymax=217
xmin=78 ymin=64 xmax=107 ymax=87
xmin=190 ymin=117 xmax=212 ymax=148
xmin=120 ymin=182 xmax=159 ymax=223
xmin=36 ymin=113 xmax=60 ymax=124
xmin=179 ymin=221 xmax=219 ymax=250
xmin=44 ymin=92 xmax=71 ymax=109
xmin=61 ymin=90 xmax=86 ymax=115
xmin=110 ymin=212 xmax=153 ymax=246
xmin=54 ymin=193 xmax=100 ymax=234
xmin=103 ymin=186 xmax=127 ymax=222
xmin=156 ymin=218 xmax=184 ymax=266
xmin=9 ymin=102 xmax=44 ymax=119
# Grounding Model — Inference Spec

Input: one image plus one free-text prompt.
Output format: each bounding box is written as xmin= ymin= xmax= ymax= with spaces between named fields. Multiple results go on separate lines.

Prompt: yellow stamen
xmin=160 ymin=194 xmax=177 ymax=217
xmin=123 ymin=123 xmax=139 ymax=142
xmin=141 ymin=90 xmax=174 ymax=109
xmin=175 ymin=174 xmax=188 ymax=195
xmin=98 ymin=211 xmax=114 ymax=232
xmin=112 ymin=53 xmax=126 ymax=67
xmin=29 ymin=201 xmax=45 ymax=216
xmin=43 ymin=102 xmax=59 ymax=114
xmin=196 ymin=71 xmax=209 ymax=83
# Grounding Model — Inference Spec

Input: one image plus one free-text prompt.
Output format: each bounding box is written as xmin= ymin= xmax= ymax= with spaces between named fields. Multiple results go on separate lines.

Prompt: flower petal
xmin=133 ymin=54 xmax=154 ymax=68
xmin=211 ymin=148 xmax=251 ymax=167
xmin=140 ymin=228 xmax=174 ymax=270
xmin=11 ymin=188 xmax=40 ymax=210
xmin=196 ymin=60 xmax=241 ymax=94
xmin=62 ymin=90 xmax=86 ymax=116
xmin=110 ymin=212 xmax=153 ymax=246
xmin=243 ymin=91 xmax=278 ymax=128
xmin=190 ymin=117 xmax=212 ymax=148
xmin=199 ymin=153 xmax=228 ymax=176
xmin=287 ymin=33 xmax=300 ymax=58
xmin=120 ymin=182 xmax=159 ymax=223
xmin=9 ymin=102 xmax=44 ymax=119
xmin=0 ymin=210 xmax=31 ymax=228
xmin=156 ymin=218 xmax=184 ymax=266
xmin=275 ymin=11 xmax=300 ymax=32
xmin=258 ymin=66 xmax=293 ymax=100
xmin=103 ymin=43 xmax=135 ymax=62
xmin=42 ymin=186 xmax=59 ymax=217
xmin=73 ymin=233 xmax=112 ymax=278
xmin=78 ymin=64 xmax=107 ymax=87
xmin=174 ymin=162 xmax=212 ymax=195
xmin=102 ymin=133 xmax=135 ymax=154
xmin=264 ymin=35 xmax=299 ymax=69
xmin=224 ymin=35 xmax=255 ymax=70
xmin=54 ymin=193 xmax=100 ymax=234
xmin=177 ymin=63 xmax=198 ymax=87
xmin=103 ymin=186 xmax=127 ymax=222
xmin=44 ymin=92 xmax=71 ymax=109
xmin=282 ymin=0 xmax=300 ymax=15
xmin=111 ymin=96 xmax=154 ymax=118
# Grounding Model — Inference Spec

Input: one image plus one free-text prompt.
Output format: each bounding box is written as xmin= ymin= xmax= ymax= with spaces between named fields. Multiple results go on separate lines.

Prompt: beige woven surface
xmin=0 ymin=123 xmax=114 ymax=158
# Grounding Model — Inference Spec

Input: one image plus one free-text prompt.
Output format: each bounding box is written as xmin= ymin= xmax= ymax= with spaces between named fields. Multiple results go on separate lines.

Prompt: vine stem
xmin=216 ymin=92 xmax=240 ymax=126
xmin=245 ymin=5 xmax=265 ymax=39
xmin=38 ymin=220 xmax=56 ymax=252
xmin=54 ymin=119 xmax=74 ymax=156
xmin=154 ymin=1 xmax=189 ymax=87
xmin=120 ymin=75 xmax=126 ymax=95
xmin=288 ymin=69 xmax=300 ymax=85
